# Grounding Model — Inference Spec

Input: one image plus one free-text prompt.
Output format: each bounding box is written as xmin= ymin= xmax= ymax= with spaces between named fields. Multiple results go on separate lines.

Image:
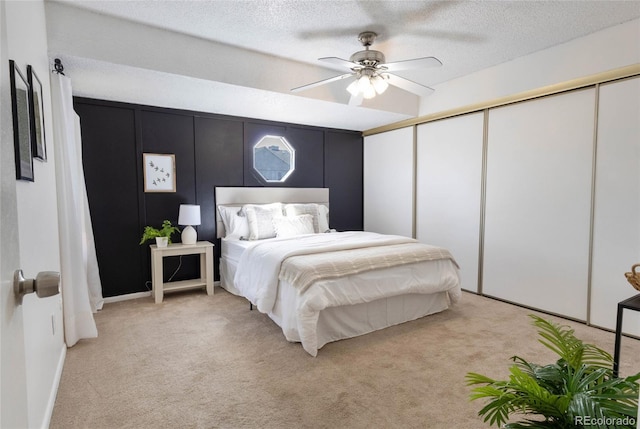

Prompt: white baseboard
xmin=103 ymin=291 xmax=151 ymax=304
xmin=102 ymin=282 xmax=221 ymax=304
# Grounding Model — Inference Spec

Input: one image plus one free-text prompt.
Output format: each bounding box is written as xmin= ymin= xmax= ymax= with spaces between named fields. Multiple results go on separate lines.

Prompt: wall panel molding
xmin=75 ymin=97 xmax=362 ymax=297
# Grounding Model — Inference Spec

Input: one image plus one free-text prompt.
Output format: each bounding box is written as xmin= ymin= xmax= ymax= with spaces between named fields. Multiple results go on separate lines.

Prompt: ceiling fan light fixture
xmin=357 ymin=75 xmax=372 ymax=92
xmin=348 ymin=71 xmax=386 ymax=100
xmin=371 ymin=75 xmax=389 ymax=94
xmin=293 ymin=30 xmax=443 ymax=105
xmin=363 ymin=85 xmax=376 ymax=99
xmin=346 ymin=80 xmax=360 ymax=96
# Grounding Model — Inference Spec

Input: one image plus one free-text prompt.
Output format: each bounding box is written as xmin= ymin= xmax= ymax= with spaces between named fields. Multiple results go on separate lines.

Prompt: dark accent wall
xmin=74 ymin=97 xmax=363 ymax=297
xmin=324 ymin=131 xmax=364 ymax=231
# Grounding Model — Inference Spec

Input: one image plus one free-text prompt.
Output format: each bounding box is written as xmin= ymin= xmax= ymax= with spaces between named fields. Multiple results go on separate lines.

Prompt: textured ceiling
xmin=47 ymin=0 xmax=640 ymax=130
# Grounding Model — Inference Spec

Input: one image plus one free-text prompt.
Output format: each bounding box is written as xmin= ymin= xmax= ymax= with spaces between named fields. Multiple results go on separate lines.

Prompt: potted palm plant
xmin=466 ymin=315 xmax=639 ymax=428
xmin=139 ymin=220 xmax=180 ymax=247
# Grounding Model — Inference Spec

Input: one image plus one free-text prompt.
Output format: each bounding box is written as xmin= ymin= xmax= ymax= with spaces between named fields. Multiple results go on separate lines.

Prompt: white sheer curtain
xmin=50 ymin=72 xmax=104 ymax=347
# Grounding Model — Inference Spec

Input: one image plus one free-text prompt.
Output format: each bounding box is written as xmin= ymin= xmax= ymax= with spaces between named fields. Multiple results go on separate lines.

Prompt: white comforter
xmin=233 ymin=231 xmax=461 ymax=355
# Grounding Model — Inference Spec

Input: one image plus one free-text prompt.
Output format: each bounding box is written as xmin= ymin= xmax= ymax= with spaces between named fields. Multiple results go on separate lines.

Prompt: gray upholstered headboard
xmin=214 ymin=187 xmax=329 ymax=238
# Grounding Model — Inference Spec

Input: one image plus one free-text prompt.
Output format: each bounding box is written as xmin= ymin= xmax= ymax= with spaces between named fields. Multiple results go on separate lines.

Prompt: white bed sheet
xmin=234 ymin=232 xmax=460 ymax=312
xmin=220 ymin=237 xmax=257 ymax=296
xmin=222 ymin=237 xmax=256 ymax=265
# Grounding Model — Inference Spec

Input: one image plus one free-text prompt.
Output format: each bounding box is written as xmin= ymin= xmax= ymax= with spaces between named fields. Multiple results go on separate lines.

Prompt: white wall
xmin=363 ymin=127 xmax=414 ymax=237
xmin=5 ymin=1 xmax=64 ymax=427
xmin=420 ymin=18 xmax=640 ymax=115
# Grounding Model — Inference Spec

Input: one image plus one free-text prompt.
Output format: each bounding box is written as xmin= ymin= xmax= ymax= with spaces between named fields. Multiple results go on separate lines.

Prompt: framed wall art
xmin=27 ymin=65 xmax=46 ymax=161
xmin=143 ymin=153 xmax=176 ymax=192
xmin=9 ymin=60 xmax=34 ymax=181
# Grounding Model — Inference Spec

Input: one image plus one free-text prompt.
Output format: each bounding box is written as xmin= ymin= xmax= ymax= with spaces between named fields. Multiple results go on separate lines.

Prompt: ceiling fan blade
xmin=291 ymin=73 xmax=354 ymax=92
xmin=385 ymin=74 xmax=435 ymax=97
xmin=348 ymin=93 xmax=363 ymax=106
xmin=380 ymin=56 xmax=442 ymax=72
xmin=319 ymin=57 xmax=359 ymax=70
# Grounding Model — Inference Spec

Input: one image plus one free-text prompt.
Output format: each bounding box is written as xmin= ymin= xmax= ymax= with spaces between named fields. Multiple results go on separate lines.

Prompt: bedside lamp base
xmin=181 ymin=225 xmax=197 ymax=245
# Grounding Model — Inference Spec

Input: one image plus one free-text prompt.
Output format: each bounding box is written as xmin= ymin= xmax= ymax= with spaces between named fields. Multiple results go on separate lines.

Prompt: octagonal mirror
xmin=253 ymin=135 xmax=295 ymax=182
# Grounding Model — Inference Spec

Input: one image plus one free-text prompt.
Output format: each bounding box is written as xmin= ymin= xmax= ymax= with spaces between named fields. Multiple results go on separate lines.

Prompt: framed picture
xmin=9 ymin=60 xmax=33 ymax=181
xmin=143 ymin=153 xmax=176 ymax=192
xmin=27 ymin=65 xmax=46 ymax=161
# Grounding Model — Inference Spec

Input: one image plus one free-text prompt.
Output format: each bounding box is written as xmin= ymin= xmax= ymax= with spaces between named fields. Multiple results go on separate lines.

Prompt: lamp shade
xmin=371 ymin=75 xmax=389 ymax=94
xmin=178 ymin=204 xmax=200 ymax=245
xmin=178 ymin=204 xmax=201 ymax=226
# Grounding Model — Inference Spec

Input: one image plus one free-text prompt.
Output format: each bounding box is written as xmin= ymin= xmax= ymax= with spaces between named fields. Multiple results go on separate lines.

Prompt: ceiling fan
xmin=291 ymin=31 xmax=442 ymax=106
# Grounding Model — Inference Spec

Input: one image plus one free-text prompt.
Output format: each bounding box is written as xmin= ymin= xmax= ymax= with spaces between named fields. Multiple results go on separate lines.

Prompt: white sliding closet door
xmin=364 ymin=127 xmax=414 ymax=236
xmin=591 ymin=77 xmax=640 ymax=334
xmin=483 ymin=88 xmax=596 ymax=320
xmin=416 ymin=113 xmax=484 ymax=293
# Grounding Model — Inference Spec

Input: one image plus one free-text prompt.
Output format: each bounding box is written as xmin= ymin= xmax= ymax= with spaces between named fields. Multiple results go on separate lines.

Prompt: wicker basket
xmin=625 ymin=264 xmax=640 ymax=291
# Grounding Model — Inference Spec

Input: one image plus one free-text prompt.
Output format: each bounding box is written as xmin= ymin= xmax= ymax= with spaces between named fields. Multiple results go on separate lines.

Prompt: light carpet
xmin=50 ymin=288 xmax=640 ymax=428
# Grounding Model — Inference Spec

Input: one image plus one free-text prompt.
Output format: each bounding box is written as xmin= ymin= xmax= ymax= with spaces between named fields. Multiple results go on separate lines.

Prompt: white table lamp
xmin=178 ymin=204 xmax=201 ymax=245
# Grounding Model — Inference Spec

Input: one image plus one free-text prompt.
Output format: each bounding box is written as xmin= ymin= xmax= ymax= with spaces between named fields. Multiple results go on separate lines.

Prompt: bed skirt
xmin=220 ymin=256 xmax=452 ymax=355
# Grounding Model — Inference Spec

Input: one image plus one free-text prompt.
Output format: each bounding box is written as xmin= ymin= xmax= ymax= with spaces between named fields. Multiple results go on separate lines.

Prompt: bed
xmin=215 ymin=187 xmax=461 ymax=356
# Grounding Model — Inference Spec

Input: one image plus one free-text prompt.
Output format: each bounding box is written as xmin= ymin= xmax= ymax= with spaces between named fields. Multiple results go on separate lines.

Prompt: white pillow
xmin=273 ymin=214 xmax=315 ymax=238
xmin=284 ymin=203 xmax=330 ymax=233
xmin=217 ymin=205 xmax=248 ymax=239
xmin=318 ymin=204 xmax=329 ymax=233
xmin=243 ymin=203 xmax=283 ymax=240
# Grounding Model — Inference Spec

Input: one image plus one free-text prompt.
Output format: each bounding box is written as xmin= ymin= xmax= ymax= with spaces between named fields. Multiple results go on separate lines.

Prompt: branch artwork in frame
xmin=9 ymin=60 xmax=34 ymax=181
xmin=143 ymin=153 xmax=176 ymax=192
xmin=27 ymin=65 xmax=47 ymax=161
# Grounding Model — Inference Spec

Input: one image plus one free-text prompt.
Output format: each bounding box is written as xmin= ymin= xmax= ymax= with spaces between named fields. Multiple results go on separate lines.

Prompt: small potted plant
xmin=139 ymin=220 xmax=180 ymax=247
xmin=466 ymin=314 xmax=639 ymax=428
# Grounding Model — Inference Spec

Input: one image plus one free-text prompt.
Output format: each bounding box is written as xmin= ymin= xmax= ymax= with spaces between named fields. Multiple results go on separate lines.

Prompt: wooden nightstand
xmin=150 ymin=241 xmax=214 ymax=304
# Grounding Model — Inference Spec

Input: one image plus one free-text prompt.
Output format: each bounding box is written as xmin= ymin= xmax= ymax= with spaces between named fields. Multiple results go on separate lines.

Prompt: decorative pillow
xmin=243 ymin=203 xmax=283 ymax=240
xmin=217 ymin=205 xmax=248 ymax=239
xmin=284 ymin=203 xmax=330 ymax=233
xmin=273 ymin=214 xmax=315 ymax=238
xmin=318 ymin=204 xmax=330 ymax=233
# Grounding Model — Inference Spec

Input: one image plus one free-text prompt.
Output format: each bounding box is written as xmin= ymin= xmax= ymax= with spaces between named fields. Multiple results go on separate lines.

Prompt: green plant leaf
xmin=467 ymin=315 xmax=640 ymax=428
xmin=476 ymin=391 xmax=518 ymax=427
xmin=530 ymin=315 xmax=612 ymax=370
xmin=139 ymin=220 xmax=180 ymax=245
xmin=466 ymin=372 xmax=497 ymax=386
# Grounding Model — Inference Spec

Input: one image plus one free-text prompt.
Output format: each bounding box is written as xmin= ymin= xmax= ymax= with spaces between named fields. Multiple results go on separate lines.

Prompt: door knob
xmin=14 ymin=269 xmax=60 ymax=304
